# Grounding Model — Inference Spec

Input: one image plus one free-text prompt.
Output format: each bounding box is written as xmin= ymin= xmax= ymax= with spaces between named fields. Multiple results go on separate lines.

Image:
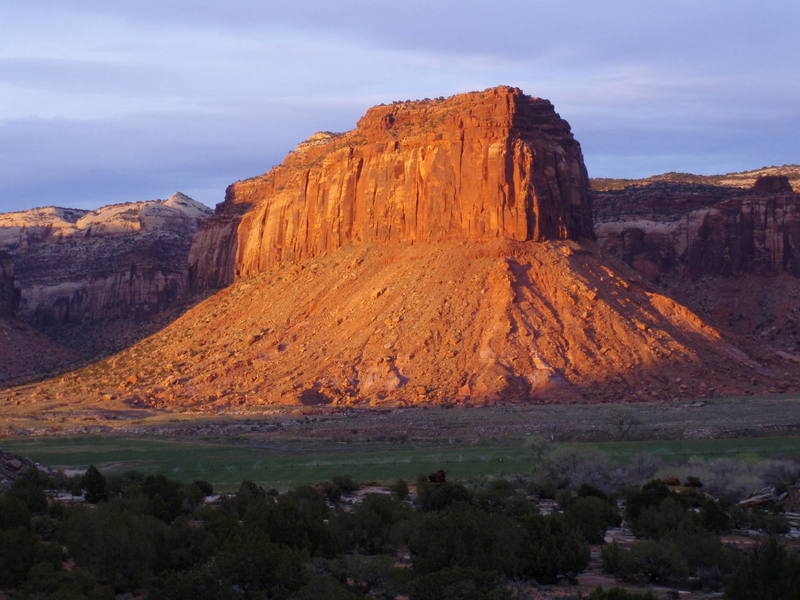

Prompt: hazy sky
xmin=1 ymin=1 xmax=797 ymax=212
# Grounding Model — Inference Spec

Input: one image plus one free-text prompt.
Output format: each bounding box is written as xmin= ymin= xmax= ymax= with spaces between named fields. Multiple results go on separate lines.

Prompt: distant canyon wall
xmin=594 ymin=176 xmax=800 ymax=350
xmin=594 ymin=176 xmax=800 ymax=280
xmin=0 ymin=193 xmax=211 ymax=327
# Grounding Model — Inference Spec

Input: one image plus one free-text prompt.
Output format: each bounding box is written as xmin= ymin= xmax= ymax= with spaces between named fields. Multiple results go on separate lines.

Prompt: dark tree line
xmin=0 ymin=467 xmax=798 ymax=599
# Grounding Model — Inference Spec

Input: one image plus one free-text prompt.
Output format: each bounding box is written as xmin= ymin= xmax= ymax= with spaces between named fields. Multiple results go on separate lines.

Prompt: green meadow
xmin=4 ymin=434 xmax=800 ymax=491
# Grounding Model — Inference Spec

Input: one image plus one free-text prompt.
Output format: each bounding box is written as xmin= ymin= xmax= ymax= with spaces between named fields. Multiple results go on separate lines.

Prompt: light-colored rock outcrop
xmin=0 ymin=193 xmax=212 ymax=326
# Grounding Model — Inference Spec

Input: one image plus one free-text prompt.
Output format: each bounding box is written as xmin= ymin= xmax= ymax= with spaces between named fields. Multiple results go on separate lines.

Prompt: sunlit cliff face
xmin=6 ymin=88 xmax=795 ymax=411
xmin=188 ymin=87 xmax=592 ymax=288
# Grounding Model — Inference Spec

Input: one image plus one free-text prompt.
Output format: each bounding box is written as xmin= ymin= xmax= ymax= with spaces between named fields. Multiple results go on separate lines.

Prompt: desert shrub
xmin=58 ymin=500 xmax=166 ymax=590
xmin=321 ymin=480 xmax=343 ymax=503
xmin=142 ymin=474 xmax=184 ymax=522
xmin=602 ymin=539 xmax=688 ymax=585
xmin=663 ymin=529 xmax=731 ymax=577
xmin=242 ymin=486 xmax=338 ymax=557
xmin=6 ymin=476 xmax=48 ymax=516
xmin=332 ymin=475 xmax=359 ymax=494
xmin=625 ymin=479 xmax=672 ymax=522
xmin=631 ymin=496 xmax=696 ymax=539
xmin=603 ymin=530 xmax=731 ymax=590
xmin=214 ymin=527 xmax=308 ymax=596
xmin=729 ymin=506 xmax=789 ymax=534
xmin=321 ymin=475 xmax=359 ymax=503
xmin=390 ymin=479 xmax=409 ymax=500
xmin=410 ymin=502 xmax=522 ymax=576
xmin=346 ymin=493 xmax=412 ymax=554
xmin=475 ymin=479 xmax=530 ymax=514
xmin=318 ymin=554 xmax=412 ymax=598
xmin=21 ymin=562 xmax=113 ymax=600
xmin=0 ymin=494 xmax=31 ymax=530
xmin=159 ymin=516 xmax=214 ymax=572
xmin=79 ymin=465 xmax=108 ymax=504
xmin=288 ymin=574 xmax=363 ymax=600
xmin=587 ymin=587 xmax=657 ymax=600
xmin=577 ymin=483 xmax=610 ymax=500
xmin=409 ymin=567 xmax=513 ymax=600
xmin=415 ymin=479 xmax=472 ymax=511
xmin=699 ymin=497 xmax=730 ymax=532
xmin=150 ymin=567 xmax=237 ymax=600
xmin=0 ymin=526 xmax=59 ymax=588
xmin=726 ymin=537 xmax=800 ymax=600
xmin=534 ymin=446 xmax=617 ymax=492
xmin=518 ymin=513 xmax=589 ymax=582
xmin=565 ymin=495 xmax=621 ymax=543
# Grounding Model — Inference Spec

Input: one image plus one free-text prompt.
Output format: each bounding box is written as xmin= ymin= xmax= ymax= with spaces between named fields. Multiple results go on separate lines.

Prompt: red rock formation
xmin=752 ymin=175 xmax=794 ymax=194
xmin=12 ymin=238 xmax=793 ymax=408
xmin=190 ymin=86 xmax=592 ymax=286
xmin=5 ymin=93 xmax=797 ymax=407
xmin=594 ymin=178 xmax=800 ymax=279
xmin=594 ymin=177 xmax=800 ymax=351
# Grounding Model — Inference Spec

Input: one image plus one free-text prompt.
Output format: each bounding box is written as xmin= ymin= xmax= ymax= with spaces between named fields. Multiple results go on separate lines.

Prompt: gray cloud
xmin=0 ymin=1 xmax=797 ymax=211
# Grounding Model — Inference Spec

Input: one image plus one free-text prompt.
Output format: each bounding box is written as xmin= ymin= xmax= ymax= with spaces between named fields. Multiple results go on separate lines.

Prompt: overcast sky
xmin=1 ymin=1 xmax=797 ymax=212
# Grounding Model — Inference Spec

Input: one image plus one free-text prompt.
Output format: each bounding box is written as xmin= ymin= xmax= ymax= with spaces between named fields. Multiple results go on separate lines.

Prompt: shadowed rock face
xmin=0 ymin=193 xmax=212 ymax=327
xmin=3 ymin=91 xmax=798 ymax=406
xmin=594 ymin=176 xmax=800 ymax=351
xmin=594 ymin=177 xmax=800 ymax=279
xmin=189 ymin=86 xmax=593 ymax=288
xmin=0 ymin=252 xmax=19 ymax=316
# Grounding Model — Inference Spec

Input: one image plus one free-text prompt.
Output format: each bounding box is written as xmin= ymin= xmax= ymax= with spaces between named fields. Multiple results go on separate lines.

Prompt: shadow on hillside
xmin=0 ymin=288 xmax=219 ymax=389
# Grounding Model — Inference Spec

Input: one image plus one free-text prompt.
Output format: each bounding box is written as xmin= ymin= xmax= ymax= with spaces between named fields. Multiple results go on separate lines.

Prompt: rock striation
xmin=8 ymin=88 xmax=796 ymax=409
xmin=190 ymin=86 xmax=593 ymax=287
xmin=594 ymin=176 xmax=800 ymax=350
xmin=0 ymin=193 xmax=212 ymax=328
xmin=0 ymin=252 xmax=19 ymax=316
xmin=594 ymin=177 xmax=800 ymax=279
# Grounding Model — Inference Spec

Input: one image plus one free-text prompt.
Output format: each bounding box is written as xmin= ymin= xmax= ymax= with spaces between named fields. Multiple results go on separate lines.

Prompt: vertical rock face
xmin=594 ymin=176 xmax=800 ymax=350
xmin=0 ymin=193 xmax=212 ymax=327
xmin=190 ymin=86 xmax=592 ymax=287
xmin=0 ymin=252 xmax=19 ymax=316
xmin=594 ymin=177 xmax=800 ymax=279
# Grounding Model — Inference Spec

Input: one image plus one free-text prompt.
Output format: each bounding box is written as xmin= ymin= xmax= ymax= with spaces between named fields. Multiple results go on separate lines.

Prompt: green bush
xmin=80 ymin=465 xmax=108 ymax=504
xmin=518 ymin=513 xmax=589 ymax=583
xmin=602 ymin=540 xmax=688 ymax=585
xmin=390 ymin=479 xmax=409 ymax=500
xmin=213 ymin=528 xmax=308 ymax=597
xmin=410 ymin=502 xmax=523 ymax=576
xmin=726 ymin=537 xmax=800 ymax=600
xmin=346 ymin=493 xmax=412 ymax=554
xmin=565 ymin=495 xmax=620 ymax=544
xmin=415 ymin=480 xmax=472 ymax=511
xmin=587 ymin=587 xmax=657 ymax=600
xmin=409 ymin=567 xmax=512 ymax=600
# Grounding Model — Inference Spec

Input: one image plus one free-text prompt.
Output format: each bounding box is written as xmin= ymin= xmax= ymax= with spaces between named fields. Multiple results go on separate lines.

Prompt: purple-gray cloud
xmin=0 ymin=1 xmax=797 ymax=212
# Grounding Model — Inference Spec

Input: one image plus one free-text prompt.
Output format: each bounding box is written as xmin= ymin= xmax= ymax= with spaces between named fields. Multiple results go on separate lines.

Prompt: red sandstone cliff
xmin=190 ymin=86 xmax=593 ymax=287
xmin=7 ymin=88 xmax=796 ymax=409
xmin=594 ymin=176 xmax=800 ymax=351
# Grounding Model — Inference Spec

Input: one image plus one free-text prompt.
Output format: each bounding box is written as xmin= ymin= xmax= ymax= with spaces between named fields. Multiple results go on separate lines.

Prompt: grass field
xmin=5 ymin=434 xmax=800 ymax=491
